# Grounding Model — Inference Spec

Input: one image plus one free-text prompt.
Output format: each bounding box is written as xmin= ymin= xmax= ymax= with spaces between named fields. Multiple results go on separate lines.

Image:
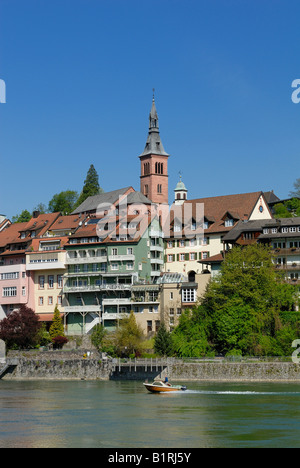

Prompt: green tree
xmin=12 ymin=209 xmax=31 ymax=223
xmin=154 ymin=322 xmax=173 ymax=356
xmin=91 ymin=324 xmax=107 ymax=351
xmin=172 ymin=307 xmax=212 ymax=357
xmin=273 ymin=198 xmax=300 ymax=218
xmin=49 ymin=306 xmax=65 ymax=341
xmin=48 ymin=190 xmax=79 ymax=215
xmin=115 ymin=311 xmax=144 ymax=357
xmin=75 ymin=164 xmax=103 ymax=208
xmin=201 ymin=244 xmax=296 ymax=355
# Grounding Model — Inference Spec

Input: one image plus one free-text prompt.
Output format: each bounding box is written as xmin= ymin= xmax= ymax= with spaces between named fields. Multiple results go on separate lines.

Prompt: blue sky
xmin=1 ymin=0 xmax=300 ymax=219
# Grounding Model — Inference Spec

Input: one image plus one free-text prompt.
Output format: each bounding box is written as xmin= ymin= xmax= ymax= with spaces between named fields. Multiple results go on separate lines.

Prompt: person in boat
xmin=164 ymin=376 xmax=171 ymax=386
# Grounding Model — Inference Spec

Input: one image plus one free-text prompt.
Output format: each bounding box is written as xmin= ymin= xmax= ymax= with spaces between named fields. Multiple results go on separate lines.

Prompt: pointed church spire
xmin=139 ymin=93 xmax=169 ymax=157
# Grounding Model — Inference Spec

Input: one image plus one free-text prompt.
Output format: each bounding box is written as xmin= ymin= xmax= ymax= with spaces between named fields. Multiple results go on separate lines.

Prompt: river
xmin=0 ymin=380 xmax=300 ymax=448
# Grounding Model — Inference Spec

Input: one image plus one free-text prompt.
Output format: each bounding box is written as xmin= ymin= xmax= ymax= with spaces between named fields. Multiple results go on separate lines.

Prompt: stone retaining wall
xmin=166 ymin=361 xmax=300 ymax=382
xmin=3 ymin=352 xmax=300 ymax=381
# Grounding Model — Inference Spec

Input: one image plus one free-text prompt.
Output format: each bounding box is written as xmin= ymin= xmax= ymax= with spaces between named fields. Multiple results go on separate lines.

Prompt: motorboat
xmin=143 ymin=379 xmax=187 ymax=393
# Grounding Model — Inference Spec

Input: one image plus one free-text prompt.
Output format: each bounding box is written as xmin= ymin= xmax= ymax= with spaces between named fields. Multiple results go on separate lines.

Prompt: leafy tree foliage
xmin=273 ymin=198 xmax=300 ymax=218
xmin=0 ymin=305 xmax=41 ymax=349
xmin=173 ymin=244 xmax=298 ymax=357
xmin=48 ymin=190 xmax=79 ymax=215
xmin=12 ymin=209 xmax=32 ymax=223
xmin=91 ymin=324 xmax=107 ymax=351
xmin=114 ymin=311 xmax=144 ymax=357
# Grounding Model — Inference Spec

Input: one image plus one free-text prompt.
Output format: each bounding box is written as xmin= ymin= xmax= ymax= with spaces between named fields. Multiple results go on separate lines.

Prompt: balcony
xmin=108 ymin=254 xmax=135 ymax=262
xmin=64 ymin=283 xmax=132 ymax=293
xmin=64 ymin=305 xmax=101 ymax=313
xmin=66 ymin=255 xmax=107 ymax=264
xmin=102 ymin=312 xmax=129 ymax=321
xmin=27 ymin=260 xmax=65 ymax=270
xmin=150 ymin=258 xmax=164 ymax=265
xmin=102 ymin=298 xmax=131 ymax=305
xmin=150 ymin=245 xmax=163 ymax=252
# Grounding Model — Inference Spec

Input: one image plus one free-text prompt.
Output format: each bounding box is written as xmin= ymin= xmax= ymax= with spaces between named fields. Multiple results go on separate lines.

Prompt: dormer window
xmin=225 ymin=218 xmax=234 ymax=227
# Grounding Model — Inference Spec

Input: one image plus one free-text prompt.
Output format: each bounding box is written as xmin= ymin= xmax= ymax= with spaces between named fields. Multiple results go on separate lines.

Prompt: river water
xmin=1 ymin=380 xmax=300 ymax=448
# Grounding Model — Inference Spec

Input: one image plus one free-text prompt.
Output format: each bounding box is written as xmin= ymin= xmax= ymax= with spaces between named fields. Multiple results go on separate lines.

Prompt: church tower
xmin=139 ymin=94 xmax=170 ymax=205
xmin=174 ymin=175 xmax=188 ymax=205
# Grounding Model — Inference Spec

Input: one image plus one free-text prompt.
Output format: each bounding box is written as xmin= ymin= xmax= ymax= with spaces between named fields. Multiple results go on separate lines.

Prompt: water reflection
xmin=1 ymin=380 xmax=300 ymax=448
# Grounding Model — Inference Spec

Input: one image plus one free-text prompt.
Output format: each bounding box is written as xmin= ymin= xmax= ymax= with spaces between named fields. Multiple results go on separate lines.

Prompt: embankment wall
xmin=2 ymin=352 xmax=300 ymax=381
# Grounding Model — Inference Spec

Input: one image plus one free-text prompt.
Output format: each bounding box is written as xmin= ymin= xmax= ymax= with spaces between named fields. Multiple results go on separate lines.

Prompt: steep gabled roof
xmin=72 ymin=187 xmax=135 ymax=215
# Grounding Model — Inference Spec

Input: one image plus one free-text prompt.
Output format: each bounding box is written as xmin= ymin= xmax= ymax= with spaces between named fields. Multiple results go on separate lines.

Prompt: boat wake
xmin=183 ymin=389 xmax=300 ymax=396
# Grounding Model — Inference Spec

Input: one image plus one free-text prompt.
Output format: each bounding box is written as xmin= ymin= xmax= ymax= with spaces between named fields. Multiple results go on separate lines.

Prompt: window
xmin=112 ymin=248 xmax=118 ymax=256
xmin=3 ymin=287 xmax=17 ymax=297
xmin=282 ymin=227 xmax=288 ymax=233
xmin=190 ymin=252 xmax=196 ymax=261
xmin=22 ymin=286 xmax=26 ymax=296
xmin=225 ymin=218 xmax=234 ymax=227
xmin=0 ymin=272 xmax=19 ymax=280
xmin=182 ymin=288 xmax=196 ymax=303
xmin=167 ymin=255 xmax=173 ymax=263
xmin=48 ymin=296 xmax=53 ymax=305
xmin=39 ymin=276 xmax=45 ymax=289
xmin=169 ymin=308 xmax=174 ymax=315
xmin=126 ymin=262 xmax=134 ymax=270
xmin=57 ymin=275 xmax=63 ymax=288
xmin=157 ymin=184 xmax=162 ymax=194
xmin=272 ymin=228 xmax=277 ymax=234
xmin=290 ymin=227 xmax=297 ymax=233
xmin=180 ymin=240 xmax=185 ymax=247
xmin=180 ymin=253 xmax=185 ymax=261
xmin=39 ymin=297 xmax=44 ymax=306
xmin=48 ymin=275 xmax=54 ymax=288
xmin=170 ymin=292 xmax=173 ymax=300
xmin=127 ymin=248 xmax=133 ymax=255
xmin=111 ymin=263 xmax=118 ymax=270
xmin=57 ymin=296 xmax=62 ymax=305
xmin=168 ymin=241 xmax=173 ymax=248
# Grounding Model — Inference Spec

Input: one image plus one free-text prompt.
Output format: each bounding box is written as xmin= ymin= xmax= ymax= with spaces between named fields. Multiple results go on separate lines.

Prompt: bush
xmin=52 ymin=335 xmax=68 ymax=349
